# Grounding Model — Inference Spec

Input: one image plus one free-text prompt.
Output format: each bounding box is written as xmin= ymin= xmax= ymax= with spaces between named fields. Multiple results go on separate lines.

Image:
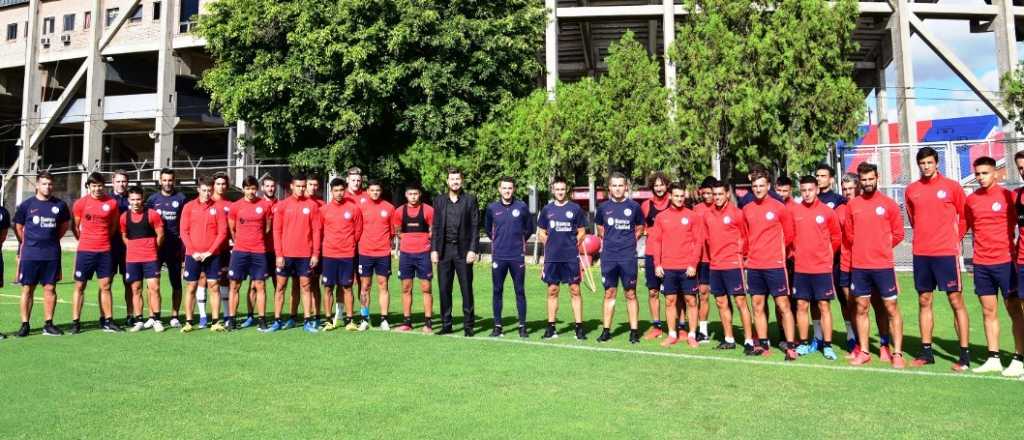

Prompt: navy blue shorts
xmin=276 ymin=257 xmax=312 ymax=278
xmin=184 ymin=254 xmax=222 ymax=282
xmin=745 ymin=268 xmax=789 ymax=297
xmin=322 ymin=257 xmax=355 ymax=287
xmin=838 ymin=270 xmax=852 ymax=288
xmin=158 ymin=238 xmax=184 ymax=289
xmin=19 ymin=259 xmax=61 ymax=286
xmin=974 ymin=263 xmax=1015 ymax=297
xmin=661 ymin=269 xmax=698 ymax=295
xmin=710 ymin=268 xmax=745 ymax=296
xmin=125 ymin=261 xmax=161 ymax=282
xmin=600 ymin=259 xmax=637 ymax=290
xmin=398 ymin=252 xmax=432 ymax=280
xmin=358 ymin=255 xmax=392 ymax=277
xmin=74 ymin=251 xmax=114 ymax=281
xmin=697 ymin=262 xmax=710 ymax=285
xmin=912 ymin=255 xmax=962 ymax=293
xmin=542 ymin=260 xmax=581 ymax=285
xmin=852 ymin=268 xmax=899 ymax=299
xmin=229 ymin=251 xmax=268 ymax=281
xmin=644 ymin=255 xmax=661 ymax=290
xmin=793 ymin=273 xmax=836 ymax=301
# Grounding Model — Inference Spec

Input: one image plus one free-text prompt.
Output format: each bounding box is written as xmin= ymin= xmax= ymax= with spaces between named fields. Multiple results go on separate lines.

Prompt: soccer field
xmin=0 ymin=252 xmax=1022 ymax=438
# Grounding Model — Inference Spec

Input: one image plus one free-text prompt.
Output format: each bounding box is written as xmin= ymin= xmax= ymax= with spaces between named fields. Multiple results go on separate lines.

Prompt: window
xmin=63 ymin=14 xmax=75 ymax=32
xmin=6 ymin=23 xmax=16 ymax=41
xmin=84 ymin=11 xmax=91 ymax=30
xmin=128 ymin=5 xmax=142 ymax=23
xmin=153 ymin=2 xmax=161 ymax=20
xmin=105 ymin=8 xmax=118 ymax=27
xmin=42 ymin=16 xmax=54 ymax=35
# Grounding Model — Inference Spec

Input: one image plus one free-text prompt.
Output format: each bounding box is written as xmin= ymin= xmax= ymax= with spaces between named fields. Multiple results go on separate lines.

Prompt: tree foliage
xmin=671 ymin=0 xmax=864 ymax=178
xmin=1002 ymin=67 xmax=1024 ymax=134
xmin=197 ymin=0 xmax=545 ymax=189
xmin=470 ymin=32 xmax=706 ymax=195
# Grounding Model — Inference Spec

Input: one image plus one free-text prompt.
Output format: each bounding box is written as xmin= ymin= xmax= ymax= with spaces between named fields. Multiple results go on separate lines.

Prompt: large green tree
xmin=671 ymin=0 xmax=864 ymax=178
xmin=470 ymin=32 xmax=705 ymax=196
xmin=197 ymin=0 xmax=545 ymax=189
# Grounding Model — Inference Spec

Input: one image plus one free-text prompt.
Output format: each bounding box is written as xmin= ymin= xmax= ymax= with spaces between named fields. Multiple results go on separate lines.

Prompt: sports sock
xmin=154 ymin=312 xmax=161 ymax=320
xmin=1014 ymin=353 xmax=1024 ymax=362
xmin=403 ymin=316 xmax=412 ymax=326
xmin=668 ymin=331 xmax=678 ymax=339
xmin=197 ymin=287 xmax=208 ymax=319
xmin=653 ymin=320 xmax=663 ymax=330
xmin=959 ymin=347 xmax=970 ymax=364
xmin=699 ymin=321 xmax=708 ymax=335
xmin=688 ymin=331 xmax=695 ymax=339
xmin=812 ymin=320 xmax=822 ymax=340
xmin=880 ymin=334 xmax=891 ymax=346
xmin=988 ymin=351 xmax=1000 ymax=359
xmin=724 ymin=336 xmax=735 ymax=343
xmin=823 ymin=341 xmax=832 ymax=348
xmin=759 ymin=338 xmax=770 ymax=348
xmin=45 ymin=319 xmax=52 ymax=326
xmin=744 ymin=338 xmax=754 ymax=346
xmin=360 ymin=306 xmax=370 ymax=320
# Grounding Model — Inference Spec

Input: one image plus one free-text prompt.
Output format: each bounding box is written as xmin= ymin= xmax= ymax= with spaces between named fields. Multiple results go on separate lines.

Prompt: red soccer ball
xmin=580 ymin=234 xmax=602 ymax=256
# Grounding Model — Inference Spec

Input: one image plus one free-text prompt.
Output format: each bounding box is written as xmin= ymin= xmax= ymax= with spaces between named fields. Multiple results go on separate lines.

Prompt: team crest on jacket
xmin=302 ymin=207 xmax=310 ymax=215
xmin=51 ymin=206 xmax=60 ymax=214
xmin=512 ymin=209 xmax=520 ymax=217
xmin=765 ymin=211 xmax=775 ymax=221
xmin=815 ymin=215 xmax=825 ymax=224
xmin=566 ymin=211 xmax=574 ymax=219
xmin=606 ymin=218 xmax=614 ymax=226
xmin=172 ymin=201 xmax=180 ymax=208
xmin=31 ymin=216 xmax=39 ymax=224
xmin=623 ymin=208 xmax=632 ymax=217
xmin=208 ymin=208 xmax=217 ymax=216
xmin=681 ymin=217 xmax=689 ymax=225
xmin=723 ymin=216 xmax=732 ymax=224
xmin=993 ymin=202 xmax=1002 ymax=212
xmin=380 ymin=209 xmax=389 ymax=218
xmin=826 ymin=202 xmax=835 ymax=209
xmin=344 ymin=211 xmax=352 ymax=220
xmin=256 ymin=206 xmax=263 ymax=214
xmin=874 ymin=206 xmax=885 ymax=216
xmin=101 ymin=204 xmax=110 ymax=212
xmin=937 ymin=190 xmax=947 ymax=199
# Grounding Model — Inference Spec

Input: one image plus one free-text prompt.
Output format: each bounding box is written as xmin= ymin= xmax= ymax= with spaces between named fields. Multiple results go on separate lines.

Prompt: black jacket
xmin=431 ymin=191 xmax=480 ymax=257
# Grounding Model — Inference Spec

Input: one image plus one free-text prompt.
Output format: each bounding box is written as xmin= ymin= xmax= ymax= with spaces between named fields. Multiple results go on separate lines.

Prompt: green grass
xmin=1 ymin=251 xmax=1023 ymax=438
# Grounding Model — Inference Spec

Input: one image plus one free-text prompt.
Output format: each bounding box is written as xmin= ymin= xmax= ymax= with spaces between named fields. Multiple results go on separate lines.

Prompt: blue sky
xmin=865 ymin=0 xmax=1018 ymax=123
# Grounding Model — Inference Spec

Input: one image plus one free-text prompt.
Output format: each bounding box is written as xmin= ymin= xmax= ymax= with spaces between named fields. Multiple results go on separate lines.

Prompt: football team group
xmin=4 ymin=147 xmax=1024 ymax=378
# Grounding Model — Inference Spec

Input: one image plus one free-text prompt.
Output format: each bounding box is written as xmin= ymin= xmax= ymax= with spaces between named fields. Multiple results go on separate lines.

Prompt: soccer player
xmin=120 ymin=186 xmax=165 ymax=332
xmin=147 ymin=168 xmax=187 ymax=327
xmin=790 ymin=176 xmax=841 ymax=360
xmin=537 ymin=177 xmax=587 ymax=340
xmin=743 ymin=170 xmax=797 ymax=359
xmin=846 ymin=162 xmax=906 ymax=368
xmin=393 ymin=184 xmax=434 ymax=333
xmin=595 ymin=172 xmax=644 ymax=344
xmin=242 ymin=175 xmax=278 ymax=328
xmin=640 ymin=172 xmax=671 ymax=340
xmin=0 ymin=202 xmax=8 ymax=291
xmin=344 ymin=167 xmax=369 ymax=324
xmin=321 ymin=178 xmax=362 ymax=331
xmin=484 ymin=177 xmax=534 ymax=338
xmin=205 ymin=172 xmax=234 ymax=328
xmin=71 ymin=172 xmax=122 ymax=333
xmin=180 ymin=177 xmax=228 ymax=333
xmin=965 ymin=156 xmax=1019 ymax=374
xmin=905 ymin=146 xmax=970 ymax=370
xmin=737 ymin=164 xmax=784 ymax=208
xmin=356 ymin=180 xmax=396 ymax=330
xmin=816 ymin=163 xmax=850 ymax=351
xmin=271 ymin=174 xmax=323 ymax=332
xmin=815 ymin=164 xmax=847 ymax=209
xmin=775 ymin=176 xmax=794 ymax=205
xmin=431 ymin=167 xmax=480 ymax=336
xmin=690 ymin=177 xmax=716 ymax=343
xmin=704 ymin=180 xmax=752 ymax=351
xmin=228 ymin=176 xmax=272 ymax=331
xmin=648 ymin=182 xmax=704 ymax=347
xmin=12 ymin=172 xmax=70 ymax=337
xmin=110 ymin=170 xmax=131 ymax=326
xmin=304 ymin=175 xmax=326 ymax=326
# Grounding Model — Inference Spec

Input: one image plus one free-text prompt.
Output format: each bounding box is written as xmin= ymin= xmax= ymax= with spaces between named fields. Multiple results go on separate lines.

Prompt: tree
xmin=197 ymin=0 xmax=545 ymax=189
xmin=1001 ymin=67 xmax=1024 ymax=133
xmin=469 ymin=32 xmax=705 ymax=196
xmin=671 ymin=0 xmax=864 ymax=179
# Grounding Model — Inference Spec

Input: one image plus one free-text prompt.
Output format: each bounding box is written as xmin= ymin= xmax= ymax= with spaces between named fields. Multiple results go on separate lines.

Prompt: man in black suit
xmin=431 ymin=167 xmax=480 ymax=336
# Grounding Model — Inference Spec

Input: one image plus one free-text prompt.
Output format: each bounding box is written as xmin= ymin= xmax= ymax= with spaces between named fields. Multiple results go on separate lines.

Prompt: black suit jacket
xmin=431 ymin=191 xmax=480 ymax=258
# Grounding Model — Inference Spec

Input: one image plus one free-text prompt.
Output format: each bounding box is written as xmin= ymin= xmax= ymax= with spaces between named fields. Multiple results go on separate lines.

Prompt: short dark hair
xmin=404 ymin=182 xmax=422 ymax=192
xmin=128 ymin=186 xmax=145 ymax=197
xmin=749 ymin=163 xmax=768 ymax=175
xmin=112 ymin=169 xmax=129 ymax=179
xmin=242 ymin=176 xmax=259 ymax=188
xmin=86 ymin=172 xmax=106 ymax=186
xmin=366 ymin=179 xmax=383 ymax=189
xmin=815 ymin=163 xmax=835 ymax=177
xmin=799 ymin=175 xmax=817 ymax=186
xmin=699 ymin=176 xmax=717 ymax=190
xmin=498 ymin=176 xmax=515 ymax=186
xmin=856 ymin=162 xmax=878 ymax=175
xmin=37 ymin=171 xmax=54 ymax=182
xmin=291 ymin=173 xmax=307 ymax=183
xmin=973 ymin=156 xmax=997 ymax=168
xmin=198 ymin=176 xmax=214 ymax=188
xmin=749 ymin=170 xmax=770 ymax=184
xmin=212 ymin=171 xmax=229 ymax=183
xmin=648 ymin=171 xmax=670 ymax=188
xmin=446 ymin=167 xmax=462 ymax=177
xmin=330 ymin=178 xmax=345 ymax=189
xmin=261 ymin=175 xmax=276 ymax=185
xmin=711 ymin=179 xmax=729 ymax=191
xmin=159 ymin=168 xmax=175 ymax=177
xmin=775 ymin=176 xmax=793 ymax=187
xmin=1015 ymin=151 xmax=1024 ymax=162
xmin=608 ymin=171 xmax=627 ymax=183
xmin=916 ymin=146 xmax=939 ymax=163
xmin=551 ymin=176 xmax=568 ymax=186
xmin=668 ymin=182 xmax=686 ymax=193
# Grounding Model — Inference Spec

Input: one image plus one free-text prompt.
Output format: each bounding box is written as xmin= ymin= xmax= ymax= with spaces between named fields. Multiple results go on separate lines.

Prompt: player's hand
xmin=276 ymin=257 xmax=285 ymax=268
xmin=309 ymin=256 xmax=319 ymax=269
xmin=431 ymin=251 xmax=439 ymax=264
xmin=686 ymin=266 xmax=696 ymax=278
xmin=466 ymin=251 xmax=477 ymax=264
xmin=192 ymin=252 xmax=203 ymax=261
xmin=655 ymin=266 xmax=665 ymax=278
